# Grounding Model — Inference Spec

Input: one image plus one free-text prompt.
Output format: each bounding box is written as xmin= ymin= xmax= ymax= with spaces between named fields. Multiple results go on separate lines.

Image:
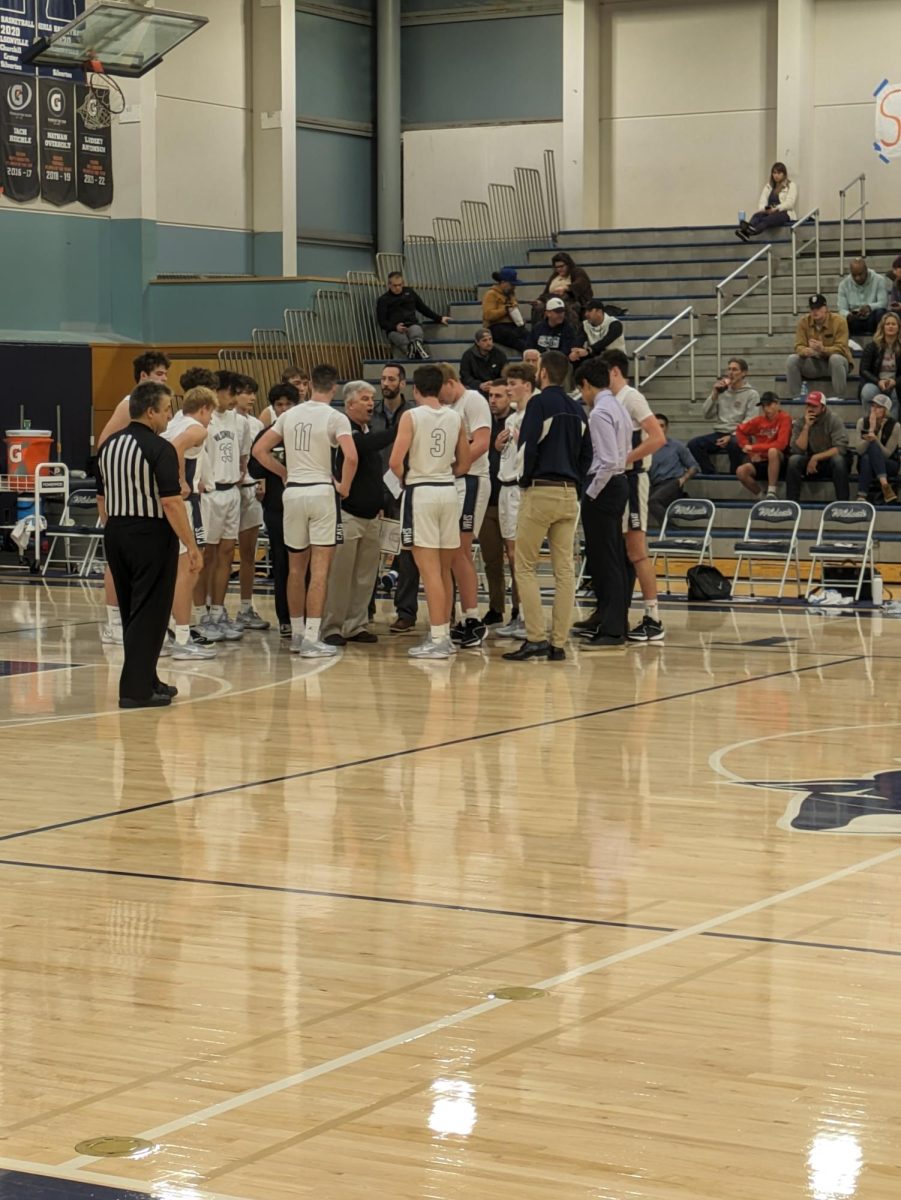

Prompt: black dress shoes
xmin=503 ymin=640 xmax=550 ymax=661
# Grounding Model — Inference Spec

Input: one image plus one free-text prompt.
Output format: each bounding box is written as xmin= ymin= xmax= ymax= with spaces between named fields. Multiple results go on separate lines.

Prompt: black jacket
xmin=859 ymin=340 xmax=901 ymax=394
xmin=487 ymin=407 xmax=513 ymax=505
xmin=376 ymin=288 xmax=442 ymax=334
xmin=529 ymin=319 xmax=579 ymax=357
xmin=249 ymin=429 xmax=285 ymax=514
xmin=334 ymin=421 xmax=397 ymax=520
xmin=518 ymin=385 xmax=591 ymax=491
xmin=460 ymin=344 xmax=508 ymax=392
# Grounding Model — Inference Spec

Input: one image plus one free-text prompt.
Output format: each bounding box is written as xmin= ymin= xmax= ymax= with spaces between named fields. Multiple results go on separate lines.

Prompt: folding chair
xmin=647 ymin=498 xmax=716 ymax=594
xmin=806 ymin=500 xmax=877 ymax=602
xmin=42 ymin=481 xmax=105 ymax=577
xmin=732 ymin=499 xmax=802 ymax=598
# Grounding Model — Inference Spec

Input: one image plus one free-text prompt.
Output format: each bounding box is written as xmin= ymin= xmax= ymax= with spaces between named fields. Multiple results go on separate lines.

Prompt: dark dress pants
xmin=263 ymin=507 xmax=290 ymax=625
xmin=581 ymin=475 xmax=630 ymax=638
xmin=105 ymin=518 xmax=178 ymax=702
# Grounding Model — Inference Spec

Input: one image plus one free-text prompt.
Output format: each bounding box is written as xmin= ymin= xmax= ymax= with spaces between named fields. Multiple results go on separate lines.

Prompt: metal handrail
xmin=633 ymin=306 xmax=698 ymax=397
xmin=716 ymin=245 xmax=773 ymax=365
xmin=790 ymin=208 xmax=820 ymax=314
xmin=839 ymin=173 xmax=867 ymax=263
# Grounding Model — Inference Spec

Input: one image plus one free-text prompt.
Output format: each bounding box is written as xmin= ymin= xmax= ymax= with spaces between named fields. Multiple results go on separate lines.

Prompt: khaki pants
xmin=322 ymin=513 xmax=382 ymax=638
xmin=514 ymin=485 xmax=579 ymax=648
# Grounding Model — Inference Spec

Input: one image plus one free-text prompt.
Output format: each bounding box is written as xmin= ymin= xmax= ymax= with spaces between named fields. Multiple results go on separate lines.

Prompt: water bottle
xmin=800 ymin=382 xmax=809 ymax=401
xmin=872 ymin=573 xmax=884 ymax=607
xmin=738 ymin=211 xmax=746 ymax=225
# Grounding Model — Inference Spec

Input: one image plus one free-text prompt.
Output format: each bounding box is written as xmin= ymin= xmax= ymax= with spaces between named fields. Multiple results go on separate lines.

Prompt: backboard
xmin=21 ymin=1 xmax=208 ymax=78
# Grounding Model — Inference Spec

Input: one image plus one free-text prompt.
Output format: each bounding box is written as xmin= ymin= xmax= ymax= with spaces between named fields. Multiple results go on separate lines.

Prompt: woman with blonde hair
xmin=737 ymin=162 xmax=798 ymax=241
xmin=859 ymin=310 xmax=901 ymax=418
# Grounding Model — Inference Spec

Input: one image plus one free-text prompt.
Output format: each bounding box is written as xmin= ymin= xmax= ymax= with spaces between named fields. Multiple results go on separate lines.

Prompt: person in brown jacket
xmin=532 ymin=252 xmax=594 ymax=325
xmin=482 ymin=267 xmax=527 ymax=351
xmin=786 ymin=292 xmax=853 ymax=399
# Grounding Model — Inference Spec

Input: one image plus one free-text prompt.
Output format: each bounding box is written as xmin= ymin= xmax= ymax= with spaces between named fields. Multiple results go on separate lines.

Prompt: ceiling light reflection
xmin=428 ymin=1078 xmax=477 ymax=1138
xmin=808 ymin=1131 xmax=863 ymax=1200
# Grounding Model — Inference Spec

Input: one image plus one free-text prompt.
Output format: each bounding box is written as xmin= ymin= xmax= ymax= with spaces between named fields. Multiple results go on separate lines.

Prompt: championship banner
xmin=0 ymin=0 xmax=36 ymax=74
xmin=35 ymin=0 xmax=85 ymax=80
xmin=38 ymin=74 xmax=74 ymax=204
xmin=0 ymin=70 xmax=38 ymax=200
xmin=75 ymin=81 xmax=112 ymax=208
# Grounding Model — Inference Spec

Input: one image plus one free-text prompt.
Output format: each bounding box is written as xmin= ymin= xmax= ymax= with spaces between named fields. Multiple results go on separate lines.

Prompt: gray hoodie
xmin=702 ymin=384 xmax=760 ymax=432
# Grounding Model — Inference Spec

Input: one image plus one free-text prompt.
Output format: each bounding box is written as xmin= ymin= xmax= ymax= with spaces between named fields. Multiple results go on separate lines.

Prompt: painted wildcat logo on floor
xmin=744 ymin=771 xmax=901 ymax=833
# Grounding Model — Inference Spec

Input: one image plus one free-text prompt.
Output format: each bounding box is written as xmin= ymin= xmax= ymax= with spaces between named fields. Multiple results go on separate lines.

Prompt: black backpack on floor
xmin=686 ymin=564 xmax=732 ymax=601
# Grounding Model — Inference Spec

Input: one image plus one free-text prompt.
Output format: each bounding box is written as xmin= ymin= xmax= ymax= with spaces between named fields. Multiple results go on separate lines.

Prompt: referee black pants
xmin=105 ymin=518 xmax=178 ymax=702
xmin=581 ymin=475 xmax=629 ymax=638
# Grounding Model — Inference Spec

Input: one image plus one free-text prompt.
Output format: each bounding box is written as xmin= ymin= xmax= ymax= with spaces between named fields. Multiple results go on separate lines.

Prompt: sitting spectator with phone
xmin=570 ymin=299 xmax=626 ymax=362
xmin=482 ymin=268 xmax=527 ymax=352
xmin=786 ymin=392 xmax=850 ymax=501
xmin=858 ymin=312 xmax=901 ymax=418
xmin=855 ymin=394 xmax=900 ymax=503
xmin=736 ymin=162 xmax=797 ymax=241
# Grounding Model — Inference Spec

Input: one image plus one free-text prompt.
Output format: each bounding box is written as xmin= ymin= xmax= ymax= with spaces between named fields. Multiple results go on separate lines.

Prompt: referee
xmin=97 ymin=382 xmax=202 ymax=708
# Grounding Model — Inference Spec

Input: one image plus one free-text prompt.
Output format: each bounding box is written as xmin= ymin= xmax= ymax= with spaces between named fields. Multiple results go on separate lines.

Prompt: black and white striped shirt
xmin=97 ymin=422 xmax=181 ymax=519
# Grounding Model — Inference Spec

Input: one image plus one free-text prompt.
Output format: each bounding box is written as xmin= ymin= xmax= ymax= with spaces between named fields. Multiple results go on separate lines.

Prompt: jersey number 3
xmin=430 ymin=429 xmax=447 ymax=458
xmin=294 ymin=423 xmax=313 ymax=452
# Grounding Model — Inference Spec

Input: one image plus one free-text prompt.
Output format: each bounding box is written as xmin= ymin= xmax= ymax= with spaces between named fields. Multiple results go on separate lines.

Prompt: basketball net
xmin=78 ymin=66 xmax=126 ymax=129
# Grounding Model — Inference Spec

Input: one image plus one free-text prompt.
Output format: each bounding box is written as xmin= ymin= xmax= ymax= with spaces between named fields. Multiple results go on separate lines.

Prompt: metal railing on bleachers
xmin=716 ymin=244 xmax=774 ymax=366
xmin=790 ymin=208 xmax=820 ymax=314
xmin=633 ymin=305 xmax=699 ymax=398
xmin=839 ymin=173 xmax=867 ymax=263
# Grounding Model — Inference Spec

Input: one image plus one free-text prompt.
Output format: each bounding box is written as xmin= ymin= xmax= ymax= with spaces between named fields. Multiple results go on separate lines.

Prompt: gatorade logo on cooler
xmin=9 ymin=444 xmax=23 ymax=465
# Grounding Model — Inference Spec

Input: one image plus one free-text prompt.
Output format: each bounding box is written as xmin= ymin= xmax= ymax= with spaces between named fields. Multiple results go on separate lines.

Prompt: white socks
xmin=306 ymin=617 xmax=322 ymax=642
xmin=210 ymin=605 xmax=224 ymax=621
xmin=106 ymin=605 xmax=121 ymax=626
xmin=431 ymin=623 xmax=449 ymax=643
xmin=175 ymin=624 xmax=191 ymax=646
xmin=240 ymin=599 xmax=251 ymax=614
xmin=645 ymin=601 xmax=660 ymax=622
xmin=464 ymin=608 xmax=479 ymax=621
xmin=291 ymin=617 xmax=305 ymax=638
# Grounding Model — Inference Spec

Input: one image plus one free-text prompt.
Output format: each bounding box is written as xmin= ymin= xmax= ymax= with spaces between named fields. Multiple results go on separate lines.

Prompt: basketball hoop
xmin=79 ymin=65 xmax=126 ymax=129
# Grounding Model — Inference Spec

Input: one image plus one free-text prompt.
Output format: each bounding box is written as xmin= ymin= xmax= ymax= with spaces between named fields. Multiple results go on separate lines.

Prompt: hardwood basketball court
xmin=0 ymin=578 xmax=898 ymax=1199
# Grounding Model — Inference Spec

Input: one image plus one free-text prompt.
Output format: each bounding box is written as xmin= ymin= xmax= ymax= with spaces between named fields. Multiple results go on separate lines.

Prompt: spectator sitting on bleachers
xmin=888 ymin=255 xmax=901 ymax=312
xmin=735 ymin=391 xmax=791 ymax=498
xmin=460 ymin=329 xmax=508 ymax=397
xmin=532 ymin=252 xmax=593 ymax=325
xmin=837 ymin=258 xmax=889 ymax=337
xmin=570 ymin=299 xmax=626 ymax=362
xmin=858 ymin=312 xmax=901 ymax=418
xmin=482 ymin=268 xmax=528 ymax=352
xmin=529 ymin=298 xmax=581 ymax=358
xmin=648 ymin=415 xmax=698 ymax=527
xmin=687 ymin=358 xmax=759 ymax=474
xmin=376 ymin=271 xmax=449 ymax=360
xmin=786 ymin=391 xmax=850 ymax=501
xmin=736 ymin=162 xmax=797 ymax=241
xmin=855 ymin=393 xmax=899 ymax=503
xmin=786 ymin=293 xmax=852 ymax=400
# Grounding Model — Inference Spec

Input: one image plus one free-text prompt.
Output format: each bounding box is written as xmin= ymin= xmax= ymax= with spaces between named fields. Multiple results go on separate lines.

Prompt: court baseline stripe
xmin=0 ymin=1156 xmax=255 ymax=1200
xmin=1 ymin=855 xmax=899 ymax=963
xmin=0 ymin=653 xmax=863 ymax=845
xmin=59 ymin=838 xmax=901 ymax=1169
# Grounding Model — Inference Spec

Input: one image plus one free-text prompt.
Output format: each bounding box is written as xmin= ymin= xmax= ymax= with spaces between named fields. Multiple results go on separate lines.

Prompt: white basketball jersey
xmin=163 ymin=410 xmax=206 ymax=460
xmin=405 ymin=404 xmax=462 ymax=486
xmin=452 ymin=389 xmax=492 ymax=477
xmin=202 ymin=409 xmax=243 ymax=485
xmin=498 ymin=409 xmax=525 ymax=483
xmin=274 ymin=400 xmax=352 ymax=485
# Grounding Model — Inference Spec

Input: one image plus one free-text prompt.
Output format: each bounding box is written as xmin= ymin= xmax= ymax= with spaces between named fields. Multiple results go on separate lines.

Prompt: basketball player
xmin=600 ymin=349 xmax=666 ymax=642
xmin=389 ymin=364 xmax=471 ymax=659
xmin=194 ymin=371 xmax=247 ymax=640
xmin=436 ymin=363 xmax=492 ymax=648
xmin=234 ymin=377 xmax=269 ymax=630
xmin=252 ymin=363 xmax=357 ymax=657
xmin=493 ymin=362 xmax=537 ymax=639
xmin=261 ymin=366 xmax=311 ymax=427
xmin=161 ymin=386 xmax=218 ymax=660
xmin=97 ymin=350 xmax=171 ymax=644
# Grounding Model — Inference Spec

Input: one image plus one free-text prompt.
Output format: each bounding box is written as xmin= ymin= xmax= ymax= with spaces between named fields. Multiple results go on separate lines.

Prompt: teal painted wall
xmin=145 ymin=278 xmax=320 ymax=344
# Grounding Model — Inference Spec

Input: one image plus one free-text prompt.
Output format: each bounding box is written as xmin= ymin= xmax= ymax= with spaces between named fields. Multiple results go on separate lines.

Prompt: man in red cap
xmin=786 ymin=391 xmax=850 ymax=501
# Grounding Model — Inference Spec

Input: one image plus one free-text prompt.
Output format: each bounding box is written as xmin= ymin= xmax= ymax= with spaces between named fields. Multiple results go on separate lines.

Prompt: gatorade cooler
xmin=4 ymin=430 xmax=53 ymax=491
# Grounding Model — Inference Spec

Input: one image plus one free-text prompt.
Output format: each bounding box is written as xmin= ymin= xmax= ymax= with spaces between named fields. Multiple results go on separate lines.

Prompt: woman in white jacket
xmin=736 ymin=162 xmax=798 ymax=242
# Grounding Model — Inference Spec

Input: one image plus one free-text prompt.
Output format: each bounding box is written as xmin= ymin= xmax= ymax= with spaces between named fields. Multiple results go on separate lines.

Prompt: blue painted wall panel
xmin=401 ymin=15 xmax=562 ymax=124
xmin=296 ymin=128 xmax=373 ymax=240
xmin=156 ymin=225 xmax=253 ymax=277
xmin=296 ymin=11 xmax=374 ymax=127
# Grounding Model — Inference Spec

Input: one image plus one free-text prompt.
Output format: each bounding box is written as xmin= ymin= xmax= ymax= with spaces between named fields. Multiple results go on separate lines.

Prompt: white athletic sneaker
xmin=214 ymin=613 xmax=244 ymax=640
xmin=298 ymin=637 xmax=339 ymax=658
xmin=158 ymin=635 xmax=173 ymax=657
xmin=235 ymin=607 xmax=270 ymax=631
xmin=494 ymin=616 xmax=526 ymax=640
xmin=100 ymin=623 xmax=123 ymax=645
xmin=409 ymin=637 xmax=454 ymax=659
xmin=172 ymin=639 xmax=218 ymax=660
